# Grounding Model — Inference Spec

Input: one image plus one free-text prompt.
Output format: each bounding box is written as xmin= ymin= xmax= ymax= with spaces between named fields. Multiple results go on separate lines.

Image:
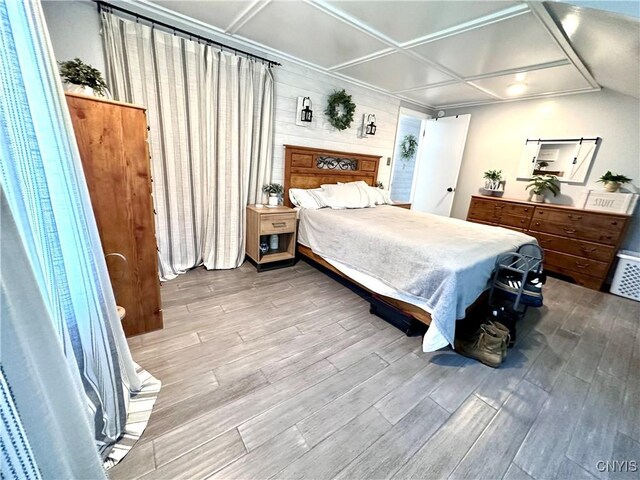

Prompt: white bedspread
xmin=297 ymin=206 xmax=534 ymax=351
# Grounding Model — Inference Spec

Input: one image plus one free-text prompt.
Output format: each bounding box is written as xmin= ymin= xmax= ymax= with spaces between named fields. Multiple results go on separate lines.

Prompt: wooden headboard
xmin=283 ymin=145 xmax=381 ymax=207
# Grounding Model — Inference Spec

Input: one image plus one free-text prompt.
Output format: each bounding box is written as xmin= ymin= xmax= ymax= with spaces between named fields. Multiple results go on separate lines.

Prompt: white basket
xmin=610 ymin=250 xmax=640 ymax=301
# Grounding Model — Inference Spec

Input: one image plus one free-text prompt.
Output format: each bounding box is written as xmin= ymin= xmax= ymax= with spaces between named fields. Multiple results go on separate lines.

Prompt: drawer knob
xmin=611 ymin=221 xmax=618 ymax=226
xmin=272 ymin=222 xmax=286 ymax=227
xmin=564 ymin=228 xmax=577 ymax=234
xmin=582 ymin=247 xmax=597 ymax=253
xmin=535 ymin=222 xmax=540 ymax=226
xmin=520 ymin=219 xmax=526 ymax=223
xmin=575 ymin=262 xmax=590 ymax=269
xmin=568 ymin=214 xmax=582 ymax=220
xmin=524 ymin=208 xmax=529 ymax=212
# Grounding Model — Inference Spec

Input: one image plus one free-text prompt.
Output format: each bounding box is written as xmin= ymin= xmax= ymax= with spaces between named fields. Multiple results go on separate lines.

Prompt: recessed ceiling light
xmin=506 ymin=83 xmax=528 ymax=96
xmin=515 ymin=72 xmax=527 ymax=82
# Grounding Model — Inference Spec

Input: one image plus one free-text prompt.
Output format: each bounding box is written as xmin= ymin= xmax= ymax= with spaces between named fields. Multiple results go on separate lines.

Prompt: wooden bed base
xmin=298 ymin=245 xmax=432 ymax=326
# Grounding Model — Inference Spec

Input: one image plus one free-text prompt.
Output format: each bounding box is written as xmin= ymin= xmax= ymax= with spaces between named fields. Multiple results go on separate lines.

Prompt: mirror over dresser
xmin=466 ymin=195 xmax=631 ymax=290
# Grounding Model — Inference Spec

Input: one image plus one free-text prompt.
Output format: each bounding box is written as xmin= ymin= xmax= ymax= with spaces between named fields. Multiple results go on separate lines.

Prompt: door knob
xmin=447 ymin=187 xmax=455 ymax=192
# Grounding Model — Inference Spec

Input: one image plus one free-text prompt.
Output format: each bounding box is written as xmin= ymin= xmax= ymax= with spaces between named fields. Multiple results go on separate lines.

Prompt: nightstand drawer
xmin=260 ymin=214 xmax=296 ymax=234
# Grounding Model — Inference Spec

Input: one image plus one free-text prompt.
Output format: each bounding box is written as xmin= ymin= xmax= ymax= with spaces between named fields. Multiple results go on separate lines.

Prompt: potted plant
xmin=597 ymin=171 xmax=632 ymax=192
xmin=58 ymin=58 xmax=109 ymax=97
xmin=536 ymin=161 xmax=549 ymax=171
xmin=399 ymin=134 xmax=418 ymax=169
xmin=526 ymin=175 xmax=560 ymax=203
xmin=262 ymin=183 xmax=284 ymax=206
xmin=483 ymin=169 xmax=503 ymax=191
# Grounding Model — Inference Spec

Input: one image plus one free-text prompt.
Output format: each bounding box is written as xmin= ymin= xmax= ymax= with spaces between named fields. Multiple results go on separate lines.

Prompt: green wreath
xmin=399 ymin=134 xmax=418 ymax=166
xmin=325 ymin=89 xmax=356 ymax=131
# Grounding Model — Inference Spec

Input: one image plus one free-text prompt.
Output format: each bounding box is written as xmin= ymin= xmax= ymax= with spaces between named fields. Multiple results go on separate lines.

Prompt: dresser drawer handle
xmin=523 ymin=208 xmax=529 ymax=212
xmin=611 ymin=221 xmax=618 ymax=226
xmin=564 ymin=228 xmax=577 ymax=234
xmin=271 ymin=222 xmax=286 ymax=228
xmin=535 ymin=222 xmax=541 ymax=226
xmin=568 ymin=214 xmax=582 ymax=220
xmin=520 ymin=219 xmax=526 ymax=223
xmin=575 ymin=262 xmax=590 ymax=269
xmin=581 ymin=247 xmax=597 ymax=253
xmin=540 ymin=239 xmax=552 ymax=244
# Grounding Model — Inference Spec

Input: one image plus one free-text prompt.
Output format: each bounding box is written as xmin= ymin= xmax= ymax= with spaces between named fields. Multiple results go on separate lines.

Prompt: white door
xmin=411 ymin=114 xmax=471 ymax=217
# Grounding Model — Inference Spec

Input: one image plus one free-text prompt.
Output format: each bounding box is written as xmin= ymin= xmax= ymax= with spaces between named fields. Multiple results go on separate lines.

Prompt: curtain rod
xmin=525 ymin=137 xmax=600 ymax=143
xmin=95 ymin=1 xmax=281 ymax=67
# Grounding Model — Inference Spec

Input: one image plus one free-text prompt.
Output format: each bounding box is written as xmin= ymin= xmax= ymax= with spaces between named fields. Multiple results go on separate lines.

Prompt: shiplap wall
xmin=272 ymin=62 xmax=404 ymax=188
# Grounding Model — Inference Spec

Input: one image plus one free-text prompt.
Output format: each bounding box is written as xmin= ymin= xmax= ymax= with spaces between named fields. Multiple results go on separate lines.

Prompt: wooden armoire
xmin=66 ymin=92 xmax=163 ymax=336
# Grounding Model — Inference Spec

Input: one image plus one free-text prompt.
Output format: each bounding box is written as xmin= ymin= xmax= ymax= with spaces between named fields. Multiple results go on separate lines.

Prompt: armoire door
xmin=66 ymin=93 xmax=162 ymax=336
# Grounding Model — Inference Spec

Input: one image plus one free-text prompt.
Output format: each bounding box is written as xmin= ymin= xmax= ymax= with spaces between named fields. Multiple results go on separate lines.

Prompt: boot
xmin=454 ymin=325 xmax=504 ymax=368
xmin=485 ymin=321 xmax=510 ymax=358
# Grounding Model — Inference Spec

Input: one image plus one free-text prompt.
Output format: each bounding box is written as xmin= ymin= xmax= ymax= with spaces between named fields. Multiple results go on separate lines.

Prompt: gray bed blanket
xmin=297 ymin=205 xmax=535 ymax=347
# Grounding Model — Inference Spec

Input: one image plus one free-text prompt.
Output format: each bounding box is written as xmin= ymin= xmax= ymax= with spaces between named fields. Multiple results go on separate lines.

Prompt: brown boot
xmin=454 ymin=325 xmax=504 ymax=368
xmin=485 ymin=322 xmax=510 ymax=359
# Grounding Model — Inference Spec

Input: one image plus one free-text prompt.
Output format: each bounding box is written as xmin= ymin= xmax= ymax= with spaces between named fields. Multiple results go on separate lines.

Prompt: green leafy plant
xmin=325 ymin=89 xmax=356 ymax=131
xmin=262 ymin=183 xmax=283 ymax=195
xmin=526 ymin=175 xmax=560 ymax=196
xmin=58 ymin=58 xmax=107 ymax=95
xmin=597 ymin=171 xmax=632 ymax=185
xmin=399 ymin=134 xmax=418 ymax=166
xmin=536 ymin=161 xmax=549 ymax=169
xmin=483 ymin=169 xmax=502 ymax=181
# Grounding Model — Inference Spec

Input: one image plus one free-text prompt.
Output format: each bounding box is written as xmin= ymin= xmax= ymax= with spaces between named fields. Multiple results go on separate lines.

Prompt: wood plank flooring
xmin=108 ymin=260 xmax=640 ymax=480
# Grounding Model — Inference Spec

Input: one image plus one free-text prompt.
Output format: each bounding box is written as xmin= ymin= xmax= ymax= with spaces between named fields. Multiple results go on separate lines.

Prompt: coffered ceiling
xmin=140 ymin=0 xmax=623 ymax=108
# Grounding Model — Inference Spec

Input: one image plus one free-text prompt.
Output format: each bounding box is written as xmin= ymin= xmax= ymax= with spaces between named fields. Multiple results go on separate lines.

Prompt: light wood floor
xmin=109 ymin=260 xmax=640 ymax=480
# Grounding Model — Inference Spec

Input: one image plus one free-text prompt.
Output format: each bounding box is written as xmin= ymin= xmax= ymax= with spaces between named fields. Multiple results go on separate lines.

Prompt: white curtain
xmin=101 ymin=11 xmax=274 ymax=280
xmin=0 ymin=0 xmax=141 ymax=473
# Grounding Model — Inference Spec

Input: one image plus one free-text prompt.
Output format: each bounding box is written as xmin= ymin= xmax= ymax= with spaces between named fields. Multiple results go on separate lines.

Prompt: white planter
xmin=63 ymin=82 xmax=112 ymax=99
xmin=533 ymin=194 xmax=545 ymax=203
xmin=604 ymin=181 xmax=620 ymax=193
xmin=268 ymin=194 xmax=279 ymax=206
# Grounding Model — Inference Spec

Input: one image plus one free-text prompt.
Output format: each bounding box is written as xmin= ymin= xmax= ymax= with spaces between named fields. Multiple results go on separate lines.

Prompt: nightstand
xmin=392 ymin=202 xmax=412 ymax=209
xmin=246 ymin=205 xmax=297 ymax=271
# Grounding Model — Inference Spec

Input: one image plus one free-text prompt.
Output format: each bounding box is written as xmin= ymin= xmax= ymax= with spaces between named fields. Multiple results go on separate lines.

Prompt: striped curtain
xmin=101 ymin=11 xmax=274 ymax=280
xmin=0 ymin=0 xmax=140 ymax=471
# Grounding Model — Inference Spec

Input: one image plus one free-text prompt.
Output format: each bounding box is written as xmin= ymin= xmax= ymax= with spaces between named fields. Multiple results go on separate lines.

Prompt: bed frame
xmin=283 ymin=144 xmax=433 ymax=327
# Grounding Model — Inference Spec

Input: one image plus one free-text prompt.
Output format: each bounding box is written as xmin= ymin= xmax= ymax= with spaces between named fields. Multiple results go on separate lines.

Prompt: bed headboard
xmin=283 ymin=145 xmax=381 ymax=207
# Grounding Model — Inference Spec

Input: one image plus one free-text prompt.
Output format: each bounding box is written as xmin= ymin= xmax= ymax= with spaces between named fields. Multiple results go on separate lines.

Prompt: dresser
xmin=66 ymin=93 xmax=163 ymax=336
xmin=466 ymin=195 xmax=631 ymax=290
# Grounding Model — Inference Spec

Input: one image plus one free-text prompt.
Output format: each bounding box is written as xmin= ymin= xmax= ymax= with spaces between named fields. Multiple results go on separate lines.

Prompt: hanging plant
xmin=325 ymin=89 xmax=356 ymax=131
xmin=399 ymin=134 xmax=418 ymax=168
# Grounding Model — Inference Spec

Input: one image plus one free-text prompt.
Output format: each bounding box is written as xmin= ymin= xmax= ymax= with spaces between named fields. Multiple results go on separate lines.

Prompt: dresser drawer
xmin=530 ymin=219 xmax=620 ymax=245
xmin=534 ymin=208 xmax=625 ymax=233
xmin=498 ymin=214 xmax=531 ymax=229
xmin=468 ymin=198 xmax=500 ymax=221
xmin=260 ymin=214 xmax=296 ymax=235
xmin=544 ymin=250 xmax=609 ymax=278
xmin=493 ymin=202 xmax=533 ymax=218
xmin=530 ymin=232 xmax=615 ymax=262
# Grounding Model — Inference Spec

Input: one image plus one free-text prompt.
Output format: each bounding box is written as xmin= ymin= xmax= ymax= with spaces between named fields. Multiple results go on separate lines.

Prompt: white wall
xmin=41 ymin=0 xmax=105 ymax=74
xmin=447 ymin=88 xmax=640 ymax=250
xmin=272 ymin=63 xmax=405 ymax=187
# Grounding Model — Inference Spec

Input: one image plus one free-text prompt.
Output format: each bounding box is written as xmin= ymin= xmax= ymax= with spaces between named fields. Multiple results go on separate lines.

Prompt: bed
xmin=284 ymin=145 xmax=535 ymax=351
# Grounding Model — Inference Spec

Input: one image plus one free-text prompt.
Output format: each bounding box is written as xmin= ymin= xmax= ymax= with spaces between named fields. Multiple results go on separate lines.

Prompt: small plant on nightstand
xmin=597 ymin=171 xmax=632 ymax=193
xmin=262 ymin=183 xmax=284 ymax=206
xmin=526 ymin=175 xmax=560 ymax=203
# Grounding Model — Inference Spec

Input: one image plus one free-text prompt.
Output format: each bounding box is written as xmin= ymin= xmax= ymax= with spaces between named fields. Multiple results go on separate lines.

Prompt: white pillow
xmin=288 ymin=188 xmax=329 ymax=209
xmin=321 ymin=182 xmax=373 ymax=209
xmin=347 ymin=180 xmax=393 ymax=206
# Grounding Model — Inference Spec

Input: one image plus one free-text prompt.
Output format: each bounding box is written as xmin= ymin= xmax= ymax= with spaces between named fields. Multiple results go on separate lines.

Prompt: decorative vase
xmin=604 ymin=181 xmax=620 ymax=192
xmin=533 ymin=193 xmax=545 ymax=203
xmin=63 ymin=82 xmax=111 ymax=99
xmin=269 ymin=234 xmax=279 ymax=251
xmin=259 ymin=239 xmax=269 ymax=255
xmin=268 ymin=194 xmax=279 ymax=206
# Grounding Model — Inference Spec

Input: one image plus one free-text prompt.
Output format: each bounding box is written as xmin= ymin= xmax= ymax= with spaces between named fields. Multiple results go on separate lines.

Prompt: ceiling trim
xmin=413 ymin=85 xmax=600 ymax=110
xmin=225 ymin=0 xmax=271 ymax=35
xmin=462 ymin=59 xmax=571 ymax=82
xmin=526 ymin=1 xmax=601 ymax=89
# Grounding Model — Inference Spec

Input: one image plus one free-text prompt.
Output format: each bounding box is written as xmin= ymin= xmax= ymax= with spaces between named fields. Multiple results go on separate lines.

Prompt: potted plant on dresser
xmin=597 ymin=171 xmax=632 ymax=192
xmin=262 ymin=183 xmax=284 ymax=206
xmin=526 ymin=175 xmax=560 ymax=203
xmin=483 ymin=169 xmax=503 ymax=191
